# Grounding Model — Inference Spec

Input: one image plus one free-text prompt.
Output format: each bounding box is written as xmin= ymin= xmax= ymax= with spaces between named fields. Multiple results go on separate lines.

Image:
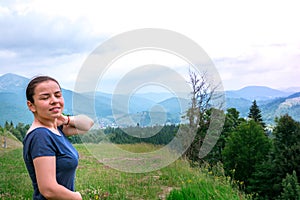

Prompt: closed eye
xmin=55 ymin=91 xmax=62 ymax=98
xmin=39 ymin=94 xmax=50 ymax=100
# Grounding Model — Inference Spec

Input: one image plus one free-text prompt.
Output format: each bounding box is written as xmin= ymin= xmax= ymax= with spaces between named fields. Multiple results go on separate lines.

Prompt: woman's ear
xmin=27 ymin=101 xmax=36 ymax=112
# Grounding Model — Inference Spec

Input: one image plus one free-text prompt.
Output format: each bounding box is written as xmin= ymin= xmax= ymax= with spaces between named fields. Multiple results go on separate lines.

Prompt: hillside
xmin=0 ymin=73 xmax=189 ymax=127
xmin=225 ymin=86 xmax=300 ymax=124
xmin=225 ymin=97 xmax=253 ymax=117
xmin=0 ymin=73 xmax=299 ymax=127
xmin=0 ymin=143 xmax=249 ymax=199
xmin=261 ymin=92 xmax=300 ymax=124
xmin=0 ymin=130 xmax=22 ymax=149
xmin=0 ymin=73 xmax=28 ymax=93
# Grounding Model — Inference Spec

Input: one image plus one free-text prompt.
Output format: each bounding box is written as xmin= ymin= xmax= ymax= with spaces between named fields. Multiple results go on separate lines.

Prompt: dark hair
xmin=26 ymin=76 xmax=61 ymax=103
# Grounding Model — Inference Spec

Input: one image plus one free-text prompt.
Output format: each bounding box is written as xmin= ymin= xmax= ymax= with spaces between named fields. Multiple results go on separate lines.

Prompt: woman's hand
xmin=57 ymin=114 xmax=69 ymax=127
xmin=61 ymin=114 xmax=94 ymax=136
xmin=74 ymin=191 xmax=83 ymax=200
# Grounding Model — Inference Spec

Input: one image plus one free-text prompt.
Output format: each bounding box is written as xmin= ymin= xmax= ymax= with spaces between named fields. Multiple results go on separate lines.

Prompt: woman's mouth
xmin=49 ymin=107 xmax=61 ymax=112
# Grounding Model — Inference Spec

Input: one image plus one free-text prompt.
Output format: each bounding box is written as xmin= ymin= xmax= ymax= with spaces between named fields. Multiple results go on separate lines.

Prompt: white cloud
xmin=0 ymin=11 xmax=102 ymax=54
xmin=0 ymin=1 xmax=106 ymax=90
xmin=0 ymin=0 xmax=300 ymax=91
xmin=215 ymin=43 xmax=300 ymax=90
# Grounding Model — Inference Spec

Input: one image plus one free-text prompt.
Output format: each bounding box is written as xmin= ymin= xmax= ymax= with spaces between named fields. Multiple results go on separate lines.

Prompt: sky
xmin=0 ymin=0 xmax=300 ymax=93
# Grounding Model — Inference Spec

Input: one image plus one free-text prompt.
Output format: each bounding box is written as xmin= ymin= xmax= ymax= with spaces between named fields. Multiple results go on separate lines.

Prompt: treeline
xmin=67 ymin=124 xmax=178 ymax=144
xmin=0 ymin=121 xmax=29 ymax=143
xmin=195 ymin=101 xmax=300 ymax=200
xmin=0 ymin=121 xmax=178 ymax=145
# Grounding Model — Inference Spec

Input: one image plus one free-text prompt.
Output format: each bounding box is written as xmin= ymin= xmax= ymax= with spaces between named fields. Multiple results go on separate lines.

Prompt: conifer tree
xmin=272 ymin=114 xmax=300 ymax=198
xmin=249 ymin=115 xmax=300 ymax=199
xmin=222 ymin=120 xmax=271 ymax=187
xmin=248 ymin=100 xmax=265 ymax=128
xmin=279 ymin=171 xmax=300 ymax=200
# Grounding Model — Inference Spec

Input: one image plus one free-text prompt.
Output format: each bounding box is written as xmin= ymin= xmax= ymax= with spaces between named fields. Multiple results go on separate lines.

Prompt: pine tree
xmin=249 ymin=115 xmax=300 ymax=199
xmin=248 ymin=100 xmax=266 ymax=128
xmin=272 ymin=114 xmax=300 ymax=198
xmin=279 ymin=171 xmax=300 ymax=200
xmin=222 ymin=120 xmax=271 ymax=187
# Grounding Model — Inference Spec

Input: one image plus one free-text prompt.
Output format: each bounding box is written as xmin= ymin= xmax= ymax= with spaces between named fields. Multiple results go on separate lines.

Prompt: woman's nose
xmin=50 ymin=95 xmax=59 ymax=104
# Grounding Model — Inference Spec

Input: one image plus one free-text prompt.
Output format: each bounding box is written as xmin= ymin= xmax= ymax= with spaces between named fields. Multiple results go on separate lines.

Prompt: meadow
xmin=0 ymin=139 xmax=250 ymax=200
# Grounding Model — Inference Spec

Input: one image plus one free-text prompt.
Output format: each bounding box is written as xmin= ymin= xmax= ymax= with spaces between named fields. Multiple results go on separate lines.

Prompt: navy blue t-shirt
xmin=23 ymin=127 xmax=79 ymax=200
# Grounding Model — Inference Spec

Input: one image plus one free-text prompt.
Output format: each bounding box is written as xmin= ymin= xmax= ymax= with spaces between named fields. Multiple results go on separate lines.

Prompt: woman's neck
xmin=27 ymin=117 xmax=60 ymax=135
xmin=35 ymin=116 xmax=57 ymax=128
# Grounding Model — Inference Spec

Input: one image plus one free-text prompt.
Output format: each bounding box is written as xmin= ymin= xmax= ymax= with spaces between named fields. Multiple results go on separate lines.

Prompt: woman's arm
xmin=33 ymin=156 xmax=82 ymax=200
xmin=58 ymin=114 xmax=94 ymax=136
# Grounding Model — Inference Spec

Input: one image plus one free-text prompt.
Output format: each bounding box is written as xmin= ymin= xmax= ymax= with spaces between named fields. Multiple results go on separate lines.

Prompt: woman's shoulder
xmin=27 ymin=126 xmax=62 ymax=136
xmin=27 ymin=127 xmax=51 ymax=135
xmin=24 ymin=127 xmax=62 ymax=142
xmin=24 ymin=127 xmax=50 ymax=140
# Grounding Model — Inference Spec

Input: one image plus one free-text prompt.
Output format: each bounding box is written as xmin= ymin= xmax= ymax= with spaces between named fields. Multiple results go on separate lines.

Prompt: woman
xmin=23 ymin=76 xmax=94 ymax=200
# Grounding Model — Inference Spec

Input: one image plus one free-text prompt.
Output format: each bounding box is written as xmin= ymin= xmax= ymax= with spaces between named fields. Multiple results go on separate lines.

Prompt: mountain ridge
xmin=226 ymin=85 xmax=293 ymax=100
xmin=0 ymin=73 xmax=299 ymax=126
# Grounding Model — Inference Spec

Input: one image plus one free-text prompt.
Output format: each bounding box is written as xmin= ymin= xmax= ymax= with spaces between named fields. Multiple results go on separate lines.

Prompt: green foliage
xmin=107 ymin=125 xmax=179 ymax=145
xmin=279 ymin=171 xmax=300 ymax=200
xmin=222 ymin=120 xmax=271 ymax=187
xmin=71 ymin=125 xmax=179 ymax=145
xmin=248 ymin=114 xmax=300 ymax=199
xmin=0 ymin=122 xmax=180 ymax=146
xmin=204 ymin=108 xmax=244 ymax=165
xmin=184 ymin=108 xmax=213 ymax=164
xmin=247 ymin=156 xmax=275 ymax=199
xmin=272 ymin=114 xmax=300 ymax=198
xmin=0 ymin=121 xmax=29 ymax=142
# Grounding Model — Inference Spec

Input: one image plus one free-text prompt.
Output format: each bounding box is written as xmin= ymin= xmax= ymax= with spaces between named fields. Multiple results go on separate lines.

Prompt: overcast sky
xmin=0 ymin=0 xmax=299 ymax=92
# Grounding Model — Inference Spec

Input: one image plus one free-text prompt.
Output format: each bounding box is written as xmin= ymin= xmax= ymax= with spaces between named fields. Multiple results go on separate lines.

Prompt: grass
xmin=0 ymin=143 xmax=250 ymax=200
xmin=0 ymin=148 xmax=32 ymax=199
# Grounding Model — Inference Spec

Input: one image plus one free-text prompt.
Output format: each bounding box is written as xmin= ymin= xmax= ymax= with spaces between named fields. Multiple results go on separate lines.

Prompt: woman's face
xmin=28 ymin=80 xmax=64 ymax=120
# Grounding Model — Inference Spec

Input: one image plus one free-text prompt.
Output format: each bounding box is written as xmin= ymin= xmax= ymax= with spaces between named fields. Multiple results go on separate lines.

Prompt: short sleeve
xmin=29 ymin=129 xmax=57 ymax=159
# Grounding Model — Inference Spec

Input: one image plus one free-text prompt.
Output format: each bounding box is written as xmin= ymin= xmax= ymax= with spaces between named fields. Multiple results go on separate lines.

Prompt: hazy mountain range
xmin=0 ymin=73 xmax=299 ymax=127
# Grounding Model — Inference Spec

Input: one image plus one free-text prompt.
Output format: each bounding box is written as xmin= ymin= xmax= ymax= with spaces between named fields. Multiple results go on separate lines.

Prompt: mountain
xmin=283 ymin=87 xmax=300 ymax=93
xmin=0 ymin=73 xmax=299 ymax=127
xmin=0 ymin=74 xmax=32 ymax=126
xmin=261 ymin=92 xmax=300 ymax=124
xmin=225 ymin=97 xmax=253 ymax=118
xmin=226 ymin=86 xmax=292 ymax=100
xmin=132 ymin=92 xmax=175 ymax=102
xmin=225 ymin=86 xmax=299 ymax=124
xmin=0 ymin=73 xmax=189 ymax=126
xmin=0 ymin=91 xmax=33 ymax=126
xmin=0 ymin=73 xmax=29 ymax=93
xmin=158 ymin=97 xmax=190 ymax=114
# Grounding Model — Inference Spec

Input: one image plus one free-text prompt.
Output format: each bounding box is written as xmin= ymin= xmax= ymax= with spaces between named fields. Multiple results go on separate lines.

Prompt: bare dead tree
xmin=183 ymin=67 xmax=223 ymax=163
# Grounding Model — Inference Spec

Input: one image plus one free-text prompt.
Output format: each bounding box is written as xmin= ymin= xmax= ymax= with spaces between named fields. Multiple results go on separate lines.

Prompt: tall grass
xmin=0 ymin=144 xmax=250 ymax=199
